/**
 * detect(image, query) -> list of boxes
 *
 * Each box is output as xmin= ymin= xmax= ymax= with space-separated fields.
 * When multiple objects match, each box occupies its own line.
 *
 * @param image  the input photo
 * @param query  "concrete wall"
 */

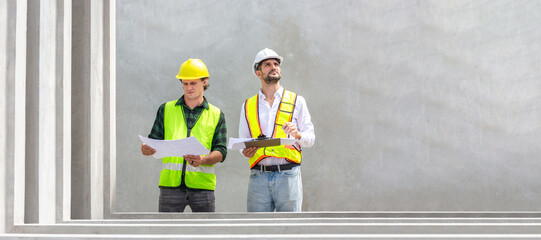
xmin=116 ymin=0 xmax=541 ymax=212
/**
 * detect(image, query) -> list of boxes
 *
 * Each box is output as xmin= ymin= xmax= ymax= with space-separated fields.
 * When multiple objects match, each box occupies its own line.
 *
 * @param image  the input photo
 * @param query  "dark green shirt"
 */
xmin=148 ymin=96 xmax=227 ymax=161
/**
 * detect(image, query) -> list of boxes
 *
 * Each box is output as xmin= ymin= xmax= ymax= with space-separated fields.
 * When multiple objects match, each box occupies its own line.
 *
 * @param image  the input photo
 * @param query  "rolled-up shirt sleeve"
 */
xmin=148 ymin=103 xmax=166 ymax=140
xmin=211 ymin=111 xmax=228 ymax=162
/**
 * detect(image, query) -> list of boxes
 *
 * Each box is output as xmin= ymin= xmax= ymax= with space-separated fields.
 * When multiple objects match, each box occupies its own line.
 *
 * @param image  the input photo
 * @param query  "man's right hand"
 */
xmin=141 ymin=143 xmax=156 ymax=156
xmin=242 ymin=147 xmax=260 ymax=158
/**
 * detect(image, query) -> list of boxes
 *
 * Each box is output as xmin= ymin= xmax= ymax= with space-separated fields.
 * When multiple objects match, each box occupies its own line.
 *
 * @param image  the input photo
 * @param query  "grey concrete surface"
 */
xmin=116 ymin=0 xmax=541 ymax=213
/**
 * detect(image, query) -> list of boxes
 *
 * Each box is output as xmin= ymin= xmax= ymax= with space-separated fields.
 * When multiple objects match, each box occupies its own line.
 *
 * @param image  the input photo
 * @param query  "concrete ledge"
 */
xmin=2 ymin=233 xmax=541 ymax=239
xmin=107 ymin=211 xmax=541 ymax=219
xmin=7 ymin=213 xmax=541 ymax=235
xmin=8 ymin=225 xmax=541 ymax=235
xmin=4 ymin=212 xmax=541 ymax=238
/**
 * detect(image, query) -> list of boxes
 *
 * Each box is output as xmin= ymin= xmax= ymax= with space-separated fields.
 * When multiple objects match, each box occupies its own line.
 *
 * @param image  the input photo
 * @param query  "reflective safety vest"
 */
xmin=244 ymin=89 xmax=302 ymax=168
xmin=159 ymin=100 xmax=221 ymax=190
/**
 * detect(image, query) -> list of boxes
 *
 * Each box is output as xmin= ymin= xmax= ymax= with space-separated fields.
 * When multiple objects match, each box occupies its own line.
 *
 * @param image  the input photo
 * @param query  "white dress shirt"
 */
xmin=238 ymin=86 xmax=315 ymax=165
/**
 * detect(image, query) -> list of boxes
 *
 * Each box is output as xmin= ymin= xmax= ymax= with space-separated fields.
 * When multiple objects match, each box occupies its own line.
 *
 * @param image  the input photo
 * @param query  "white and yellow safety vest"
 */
xmin=244 ymin=89 xmax=302 ymax=169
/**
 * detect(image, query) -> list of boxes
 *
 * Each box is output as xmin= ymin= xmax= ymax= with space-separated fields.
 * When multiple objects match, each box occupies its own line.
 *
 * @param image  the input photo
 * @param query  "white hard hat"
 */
xmin=253 ymin=48 xmax=283 ymax=75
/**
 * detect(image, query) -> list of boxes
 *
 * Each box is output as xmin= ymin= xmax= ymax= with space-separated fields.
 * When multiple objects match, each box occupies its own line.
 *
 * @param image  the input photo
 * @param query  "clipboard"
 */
xmin=227 ymin=135 xmax=297 ymax=150
xmin=245 ymin=138 xmax=292 ymax=148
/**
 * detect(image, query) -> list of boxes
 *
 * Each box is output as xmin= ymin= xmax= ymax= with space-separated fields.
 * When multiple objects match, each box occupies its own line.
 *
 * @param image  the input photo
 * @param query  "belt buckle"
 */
xmin=262 ymin=165 xmax=273 ymax=172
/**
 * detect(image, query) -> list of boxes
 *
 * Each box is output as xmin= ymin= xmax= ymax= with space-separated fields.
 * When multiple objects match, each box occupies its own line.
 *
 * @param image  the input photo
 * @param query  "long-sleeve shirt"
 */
xmin=148 ymin=96 xmax=228 ymax=162
xmin=238 ymin=86 xmax=315 ymax=165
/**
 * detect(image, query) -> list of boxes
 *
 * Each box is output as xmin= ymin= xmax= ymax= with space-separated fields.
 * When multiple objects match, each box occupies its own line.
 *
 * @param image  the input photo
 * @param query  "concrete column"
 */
xmin=0 ymin=0 xmax=8 ymax=233
xmin=104 ymin=0 xmax=116 ymax=217
xmin=14 ymin=0 xmax=28 ymax=225
xmin=2 ymin=0 xmax=25 ymax=231
xmin=72 ymin=0 xmax=110 ymax=220
xmin=71 ymin=0 xmax=91 ymax=219
xmin=38 ymin=0 xmax=57 ymax=224
xmin=62 ymin=0 xmax=72 ymax=222
xmin=90 ymin=0 xmax=104 ymax=220
xmin=25 ymin=0 xmax=39 ymax=223
xmin=53 ymin=0 xmax=71 ymax=223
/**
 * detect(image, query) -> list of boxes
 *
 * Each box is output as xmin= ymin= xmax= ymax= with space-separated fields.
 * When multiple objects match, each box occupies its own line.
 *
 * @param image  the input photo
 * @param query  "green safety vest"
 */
xmin=159 ymin=100 xmax=221 ymax=190
xmin=244 ymin=89 xmax=302 ymax=169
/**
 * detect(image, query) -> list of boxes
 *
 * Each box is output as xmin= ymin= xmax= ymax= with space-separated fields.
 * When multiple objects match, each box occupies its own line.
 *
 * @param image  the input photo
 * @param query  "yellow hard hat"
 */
xmin=176 ymin=58 xmax=209 ymax=80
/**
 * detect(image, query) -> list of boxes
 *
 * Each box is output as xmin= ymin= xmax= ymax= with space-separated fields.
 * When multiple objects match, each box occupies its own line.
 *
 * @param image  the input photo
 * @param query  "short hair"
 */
xmin=180 ymin=77 xmax=209 ymax=91
xmin=256 ymin=58 xmax=281 ymax=72
xmin=202 ymin=77 xmax=209 ymax=90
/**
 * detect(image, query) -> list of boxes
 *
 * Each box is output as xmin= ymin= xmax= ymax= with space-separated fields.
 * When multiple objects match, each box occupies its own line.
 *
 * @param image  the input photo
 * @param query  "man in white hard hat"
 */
xmin=238 ymin=48 xmax=315 ymax=212
xmin=141 ymin=58 xmax=227 ymax=212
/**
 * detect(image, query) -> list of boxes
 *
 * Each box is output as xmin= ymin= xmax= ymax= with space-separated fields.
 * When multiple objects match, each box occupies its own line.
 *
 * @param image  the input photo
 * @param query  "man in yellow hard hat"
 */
xmin=238 ymin=48 xmax=315 ymax=212
xmin=141 ymin=58 xmax=227 ymax=212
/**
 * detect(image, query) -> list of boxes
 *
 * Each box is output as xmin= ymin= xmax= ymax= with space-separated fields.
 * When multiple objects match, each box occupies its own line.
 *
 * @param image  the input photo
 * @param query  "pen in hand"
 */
xmin=282 ymin=122 xmax=301 ymax=140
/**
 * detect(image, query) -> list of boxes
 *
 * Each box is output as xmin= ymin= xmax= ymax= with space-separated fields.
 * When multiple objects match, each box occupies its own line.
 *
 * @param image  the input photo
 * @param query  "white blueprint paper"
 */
xmin=227 ymin=138 xmax=254 ymax=150
xmin=139 ymin=135 xmax=209 ymax=159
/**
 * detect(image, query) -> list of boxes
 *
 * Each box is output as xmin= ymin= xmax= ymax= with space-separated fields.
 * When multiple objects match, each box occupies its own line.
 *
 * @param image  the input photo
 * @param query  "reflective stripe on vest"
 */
xmin=160 ymin=100 xmax=221 ymax=189
xmin=244 ymin=89 xmax=302 ymax=168
xmin=162 ymin=162 xmax=215 ymax=174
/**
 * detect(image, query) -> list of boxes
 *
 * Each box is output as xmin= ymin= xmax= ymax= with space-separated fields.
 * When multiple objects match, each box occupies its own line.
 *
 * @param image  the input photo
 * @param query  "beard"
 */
xmin=263 ymin=71 xmax=281 ymax=84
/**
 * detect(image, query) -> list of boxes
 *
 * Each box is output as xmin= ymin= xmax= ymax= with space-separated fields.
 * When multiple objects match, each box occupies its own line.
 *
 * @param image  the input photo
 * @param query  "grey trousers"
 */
xmin=158 ymin=187 xmax=215 ymax=212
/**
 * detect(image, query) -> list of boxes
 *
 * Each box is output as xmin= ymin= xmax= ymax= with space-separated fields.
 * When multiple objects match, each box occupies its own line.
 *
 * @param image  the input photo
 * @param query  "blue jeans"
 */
xmin=247 ymin=166 xmax=303 ymax=212
xmin=159 ymin=188 xmax=215 ymax=212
